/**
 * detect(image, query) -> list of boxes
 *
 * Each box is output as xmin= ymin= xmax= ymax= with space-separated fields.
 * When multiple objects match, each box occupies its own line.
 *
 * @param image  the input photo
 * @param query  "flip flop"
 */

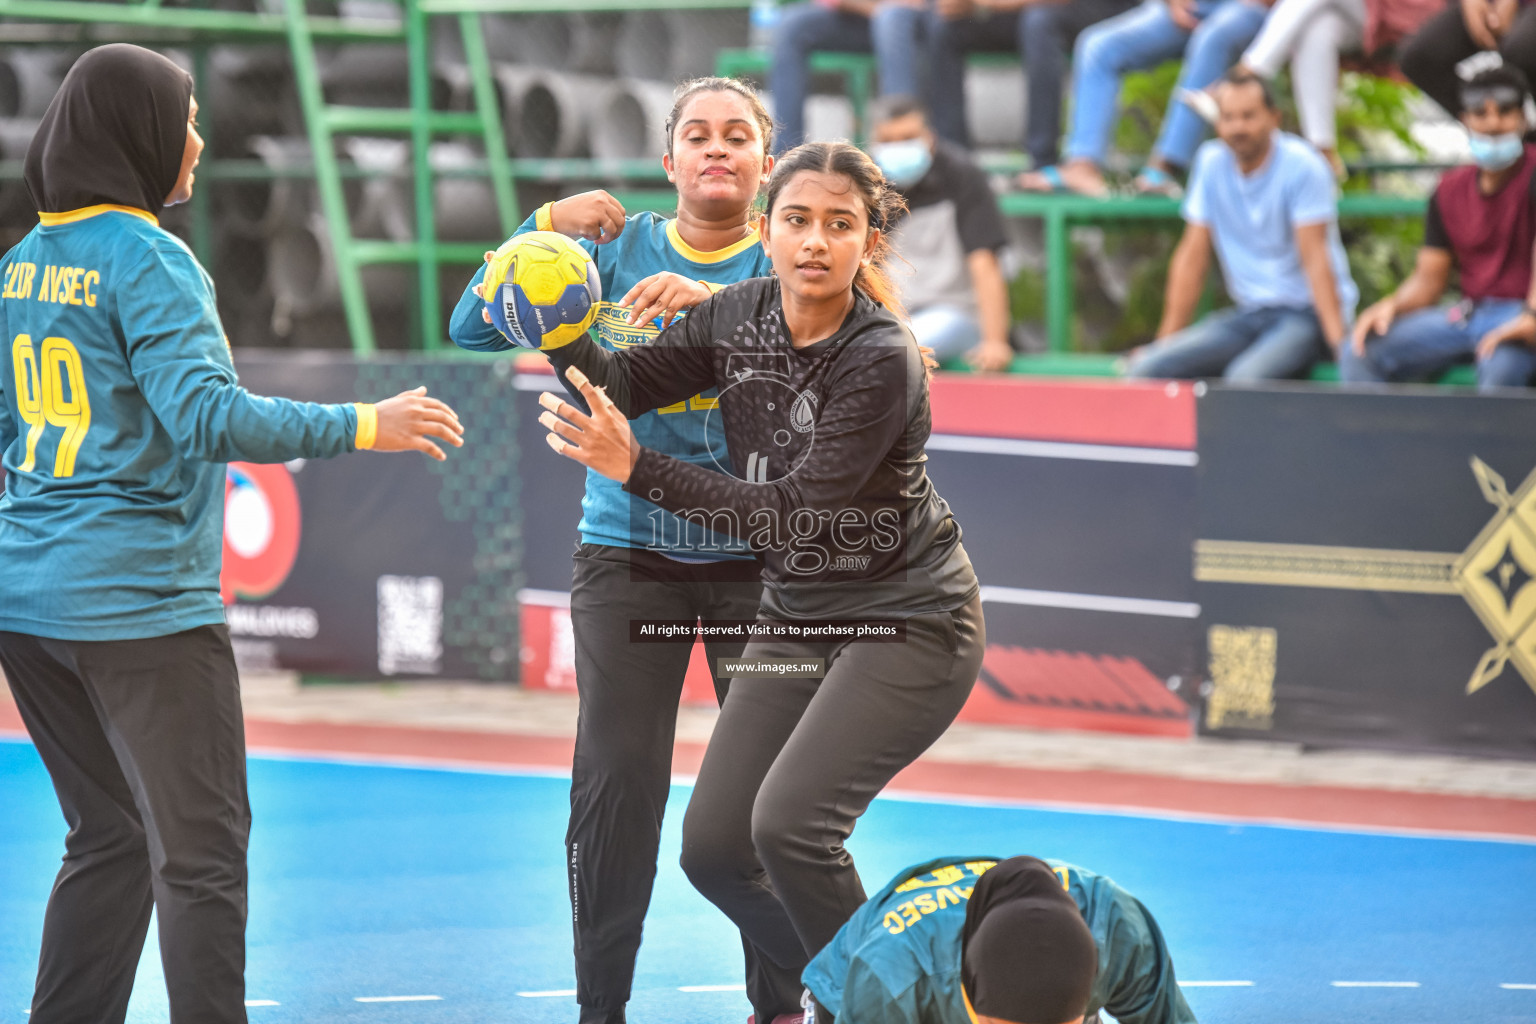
xmin=1016 ymin=165 xmax=1108 ymax=197
xmin=1133 ymin=166 xmax=1183 ymax=198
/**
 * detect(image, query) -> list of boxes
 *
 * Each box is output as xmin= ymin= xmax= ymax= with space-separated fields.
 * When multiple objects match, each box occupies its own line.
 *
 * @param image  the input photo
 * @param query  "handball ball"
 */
xmin=483 ymin=231 xmax=601 ymax=350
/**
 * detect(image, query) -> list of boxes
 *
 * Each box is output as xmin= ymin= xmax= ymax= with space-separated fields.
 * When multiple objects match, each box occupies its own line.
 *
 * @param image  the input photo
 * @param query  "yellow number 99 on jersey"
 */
xmin=483 ymin=231 xmax=602 ymax=350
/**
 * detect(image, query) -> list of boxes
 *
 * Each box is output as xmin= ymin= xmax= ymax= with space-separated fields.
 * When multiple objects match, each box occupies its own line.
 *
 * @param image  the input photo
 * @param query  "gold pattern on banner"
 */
xmin=1205 ymin=625 xmax=1277 ymax=730
xmin=1194 ymin=458 xmax=1536 ymax=698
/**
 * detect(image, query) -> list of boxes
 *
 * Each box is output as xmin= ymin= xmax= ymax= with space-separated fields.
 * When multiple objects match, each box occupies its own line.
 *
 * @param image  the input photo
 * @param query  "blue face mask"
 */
xmin=870 ymin=139 xmax=933 ymax=188
xmin=1467 ymin=130 xmax=1525 ymax=171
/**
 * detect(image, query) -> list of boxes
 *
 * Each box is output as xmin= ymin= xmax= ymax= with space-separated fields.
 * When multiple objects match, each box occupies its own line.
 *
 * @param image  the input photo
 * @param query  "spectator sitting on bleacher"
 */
xmin=1342 ymin=66 xmax=1536 ymax=390
xmin=923 ymin=0 xmax=1137 ymax=173
xmin=1127 ymin=71 xmax=1357 ymax=381
xmin=1018 ymin=0 xmax=1272 ymax=197
xmin=1399 ymin=0 xmax=1536 ymax=121
xmin=869 ymin=96 xmax=1016 ymax=370
xmin=771 ymin=0 xmax=929 ymax=154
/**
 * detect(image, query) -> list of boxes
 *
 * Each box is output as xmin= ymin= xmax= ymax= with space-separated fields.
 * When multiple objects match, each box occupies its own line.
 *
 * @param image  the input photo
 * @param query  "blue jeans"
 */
xmin=1066 ymin=0 xmax=1268 ymax=168
xmin=770 ymin=2 xmax=927 ymax=153
xmin=1339 ymin=299 xmax=1536 ymax=391
xmin=910 ymin=304 xmax=983 ymax=362
xmin=925 ymin=0 xmax=1135 ymax=165
xmin=1126 ymin=305 xmax=1328 ymax=381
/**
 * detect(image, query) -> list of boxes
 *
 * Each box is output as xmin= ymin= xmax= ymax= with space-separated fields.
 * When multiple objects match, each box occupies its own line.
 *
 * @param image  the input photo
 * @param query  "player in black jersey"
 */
xmin=537 ymin=142 xmax=985 ymax=1023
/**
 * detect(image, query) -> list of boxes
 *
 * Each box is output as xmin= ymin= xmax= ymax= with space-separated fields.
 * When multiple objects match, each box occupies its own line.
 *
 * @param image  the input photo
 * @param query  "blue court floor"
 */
xmin=2 ymin=737 xmax=1534 ymax=1024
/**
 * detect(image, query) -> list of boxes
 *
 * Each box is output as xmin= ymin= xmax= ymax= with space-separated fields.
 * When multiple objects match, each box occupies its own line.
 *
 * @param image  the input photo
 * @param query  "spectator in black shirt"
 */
xmin=537 ymin=142 xmax=985 ymax=1023
xmin=868 ymin=96 xmax=1015 ymax=371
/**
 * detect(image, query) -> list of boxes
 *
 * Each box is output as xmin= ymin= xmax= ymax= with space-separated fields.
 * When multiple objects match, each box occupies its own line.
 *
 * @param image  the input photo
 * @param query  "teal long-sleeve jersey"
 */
xmin=449 ymin=204 xmax=770 ymax=557
xmin=0 ymin=205 xmax=370 ymax=641
xmin=803 ymin=856 xmax=1198 ymax=1024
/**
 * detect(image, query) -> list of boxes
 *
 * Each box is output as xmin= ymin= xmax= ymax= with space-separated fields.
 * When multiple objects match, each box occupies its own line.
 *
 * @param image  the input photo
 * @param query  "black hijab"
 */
xmin=961 ymin=857 xmax=1099 ymax=1024
xmin=25 ymin=43 xmax=192 ymax=215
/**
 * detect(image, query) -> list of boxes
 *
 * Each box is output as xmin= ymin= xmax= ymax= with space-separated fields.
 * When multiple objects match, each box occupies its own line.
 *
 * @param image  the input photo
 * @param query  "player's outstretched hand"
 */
xmin=622 ymin=272 xmax=712 ymax=327
xmin=538 ymin=367 xmax=639 ymax=484
xmin=372 ymin=386 xmax=464 ymax=461
xmin=550 ymin=190 xmax=627 ymax=244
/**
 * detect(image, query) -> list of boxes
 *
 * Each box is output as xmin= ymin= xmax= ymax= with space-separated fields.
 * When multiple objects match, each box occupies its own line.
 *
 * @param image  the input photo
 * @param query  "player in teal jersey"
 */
xmin=802 ymin=856 xmax=1197 ymax=1024
xmin=449 ymin=78 xmax=779 ymax=1024
xmin=0 ymin=45 xmax=462 ymax=1024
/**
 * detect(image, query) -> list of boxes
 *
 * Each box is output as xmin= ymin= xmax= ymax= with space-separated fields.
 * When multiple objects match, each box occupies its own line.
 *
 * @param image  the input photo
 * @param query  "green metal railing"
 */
xmin=998 ymin=192 xmax=1429 ymax=355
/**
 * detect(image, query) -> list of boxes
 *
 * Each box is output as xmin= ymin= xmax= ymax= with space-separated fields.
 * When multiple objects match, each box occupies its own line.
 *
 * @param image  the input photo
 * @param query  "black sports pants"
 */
xmin=680 ymin=594 xmax=986 ymax=1021
xmin=0 ymin=624 xmax=249 ymax=1024
xmin=567 ymin=543 xmax=764 ymax=1023
xmin=1399 ymin=3 xmax=1536 ymax=118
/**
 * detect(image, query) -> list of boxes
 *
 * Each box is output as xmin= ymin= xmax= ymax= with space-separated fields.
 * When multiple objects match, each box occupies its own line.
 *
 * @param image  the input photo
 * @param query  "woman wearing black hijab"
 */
xmin=801 ymin=855 xmax=1198 ymax=1024
xmin=0 ymin=44 xmax=463 ymax=1023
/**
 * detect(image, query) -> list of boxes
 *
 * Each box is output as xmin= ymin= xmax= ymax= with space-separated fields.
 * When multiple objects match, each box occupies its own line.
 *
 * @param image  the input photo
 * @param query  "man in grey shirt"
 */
xmin=867 ymin=96 xmax=1015 ymax=371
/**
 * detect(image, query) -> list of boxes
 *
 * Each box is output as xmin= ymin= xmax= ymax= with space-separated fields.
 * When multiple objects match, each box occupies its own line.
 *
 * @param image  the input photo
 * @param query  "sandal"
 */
xmin=1016 ymin=164 xmax=1109 ymax=198
xmin=1133 ymin=166 xmax=1183 ymax=198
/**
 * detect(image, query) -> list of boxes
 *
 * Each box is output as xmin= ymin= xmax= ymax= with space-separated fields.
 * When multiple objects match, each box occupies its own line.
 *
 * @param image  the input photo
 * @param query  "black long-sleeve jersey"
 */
xmin=550 ymin=276 xmax=978 ymax=621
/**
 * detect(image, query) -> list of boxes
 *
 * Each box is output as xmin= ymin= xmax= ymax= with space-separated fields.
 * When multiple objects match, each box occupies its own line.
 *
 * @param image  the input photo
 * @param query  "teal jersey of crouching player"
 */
xmin=803 ymin=856 xmax=1198 ymax=1024
xmin=449 ymin=203 xmax=770 ymax=559
xmin=0 ymin=206 xmax=370 ymax=641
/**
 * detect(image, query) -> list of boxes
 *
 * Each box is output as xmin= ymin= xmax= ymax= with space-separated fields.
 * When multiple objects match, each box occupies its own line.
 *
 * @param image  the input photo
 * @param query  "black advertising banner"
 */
xmin=514 ymin=369 xmax=1203 ymax=736
xmin=1196 ymin=385 xmax=1536 ymax=758
xmin=226 ymin=353 xmax=522 ymax=681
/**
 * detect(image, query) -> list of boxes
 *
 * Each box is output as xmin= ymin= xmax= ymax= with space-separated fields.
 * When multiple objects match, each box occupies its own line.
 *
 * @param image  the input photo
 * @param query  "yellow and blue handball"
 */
xmin=483 ymin=231 xmax=601 ymax=350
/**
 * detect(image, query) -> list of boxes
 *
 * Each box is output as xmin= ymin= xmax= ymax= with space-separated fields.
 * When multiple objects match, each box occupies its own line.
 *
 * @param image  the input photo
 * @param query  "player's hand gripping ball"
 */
xmin=483 ymin=231 xmax=602 ymax=349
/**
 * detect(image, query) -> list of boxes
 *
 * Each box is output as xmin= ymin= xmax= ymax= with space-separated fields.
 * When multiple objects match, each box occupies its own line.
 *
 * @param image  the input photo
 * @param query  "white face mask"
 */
xmin=1467 ymin=130 xmax=1525 ymax=171
xmin=869 ymin=139 xmax=933 ymax=189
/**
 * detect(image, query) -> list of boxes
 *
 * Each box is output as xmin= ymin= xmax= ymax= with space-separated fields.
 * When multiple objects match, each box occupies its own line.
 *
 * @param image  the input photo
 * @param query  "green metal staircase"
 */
xmin=282 ymin=0 xmax=517 ymax=353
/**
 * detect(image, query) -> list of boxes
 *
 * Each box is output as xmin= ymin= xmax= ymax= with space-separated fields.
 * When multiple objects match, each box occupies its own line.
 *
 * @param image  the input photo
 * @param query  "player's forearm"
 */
xmin=449 ymin=264 xmax=512 ymax=352
xmin=180 ymin=385 xmax=363 ymax=463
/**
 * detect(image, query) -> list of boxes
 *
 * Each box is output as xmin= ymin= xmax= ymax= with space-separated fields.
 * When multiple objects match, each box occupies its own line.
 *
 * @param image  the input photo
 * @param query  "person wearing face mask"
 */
xmin=1342 ymin=65 xmax=1536 ymax=390
xmin=866 ymin=96 xmax=1014 ymax=372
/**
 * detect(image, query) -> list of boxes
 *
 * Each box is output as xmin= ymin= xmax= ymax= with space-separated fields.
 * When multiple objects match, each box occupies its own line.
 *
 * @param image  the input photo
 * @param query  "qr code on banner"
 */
xmin=377 ymin=575 xmax=443 ymax=676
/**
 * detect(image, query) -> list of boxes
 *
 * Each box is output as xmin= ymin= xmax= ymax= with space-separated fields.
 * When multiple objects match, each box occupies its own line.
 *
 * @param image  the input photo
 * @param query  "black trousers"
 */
xmin=680 ymin=594 xmax=986 ymax=1021
xmin=567 ymin=543 xmax=764 ymax=1023
xmin=0 ymin=624 xmax=249 ymax=1024
xmin=1399 ymin=3 xmax=1536 ymax=117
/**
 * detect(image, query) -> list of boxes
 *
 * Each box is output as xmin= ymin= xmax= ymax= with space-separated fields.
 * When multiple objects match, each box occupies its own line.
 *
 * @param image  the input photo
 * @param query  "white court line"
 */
xmin=518 ymin=989 xmax=578 ymax=998
xmin=245 ymin=1000 xmax=280 ymax=1007
xmin=354 ymin=995 xmax=443 ymax=1002
xmin=1331 ymin=981 xmax=1420 ymax=988
xmin=979 ymin=584 xmax=1201 ymax=619
xmin=679 ymin=984 xmax=747 ymax=993
xmin=1502 ymin=983 xmax=1536 ymax=989
xmin=1179 ymin=981 xmax=1253 ymax=987
xmin=925 ymin=433 xmax=1198 ymax=467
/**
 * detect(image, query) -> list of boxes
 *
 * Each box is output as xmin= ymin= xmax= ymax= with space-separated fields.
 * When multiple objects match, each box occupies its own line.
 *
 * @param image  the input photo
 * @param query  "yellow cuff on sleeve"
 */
xmin=699 ymin=280 xmax=725 ymax=294
xmin=354 ymin=402 xmax=378 ymax=450
xmin=535 ymin=202 xmax=556 ymax=233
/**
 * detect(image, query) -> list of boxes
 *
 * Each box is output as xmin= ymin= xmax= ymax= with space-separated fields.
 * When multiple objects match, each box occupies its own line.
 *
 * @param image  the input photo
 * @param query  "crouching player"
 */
xmin=802 ymin=855 xmax=1197 ymax=1024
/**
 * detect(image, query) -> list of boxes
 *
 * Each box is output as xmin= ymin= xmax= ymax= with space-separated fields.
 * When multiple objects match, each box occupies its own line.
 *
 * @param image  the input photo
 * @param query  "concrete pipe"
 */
xmin=513 ymin=71 xmax=610 ymax=159
xmin=614 ymin=12 xmax=673 ymax=82
xmin=0 ymin=50 xmax=68 ymax=120
xmin=0 ymin=118 xmax=38 ymax=233
xmin=431 ymin=141 xmax=500 ymax=242
xmin=591 ymin=78 xmax=674 ymax=162
xmin=965 ymin=65 xmax=1025 ymax=150
xmin=228 ymin=136 xmax=319 ymax=235
xmin=268 ymin=213 xmax=407 ymax=330
xmin=665 ymin=9 xmax=749 ymax=83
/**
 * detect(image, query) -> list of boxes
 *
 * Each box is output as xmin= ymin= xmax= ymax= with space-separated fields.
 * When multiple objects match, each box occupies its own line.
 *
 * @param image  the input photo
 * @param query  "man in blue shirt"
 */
xmin=1127 ymin=69 xmax=1356 ymax=382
